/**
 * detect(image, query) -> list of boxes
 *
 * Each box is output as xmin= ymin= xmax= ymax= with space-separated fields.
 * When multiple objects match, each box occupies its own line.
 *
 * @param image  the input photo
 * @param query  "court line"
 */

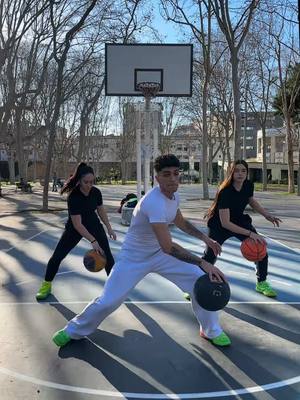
xmin=2 ymin=215 xmax=68 ymax=254
xmin=259 ymin=234 xmax=300 ymax=255
xmin=270 ymin=279 xmax=292 ymax=287
xmin=0 ymin=365 xmax=299 ymax=398
xmin=15 ymin=271 xmax=75 ymax=286
xmin=0 ymin=300 xmax=299 ymax=306
xmin=3 ymin=228 xmax=56 ymax=253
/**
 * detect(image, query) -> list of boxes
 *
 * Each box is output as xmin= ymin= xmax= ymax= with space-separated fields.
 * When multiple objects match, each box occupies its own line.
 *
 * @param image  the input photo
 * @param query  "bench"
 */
xmin=15 ymin=182 xmax=32 ymax=193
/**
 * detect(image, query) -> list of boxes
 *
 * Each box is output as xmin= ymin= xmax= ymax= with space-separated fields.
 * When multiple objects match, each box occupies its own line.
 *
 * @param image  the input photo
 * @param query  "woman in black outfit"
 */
xmin=36 ymin=162 xmax=116 ymax=300
xmin=203 ymin=160 xmax=281 ymax=297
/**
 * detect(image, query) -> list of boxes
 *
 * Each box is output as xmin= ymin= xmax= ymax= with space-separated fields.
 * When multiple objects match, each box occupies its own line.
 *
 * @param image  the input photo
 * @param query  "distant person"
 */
xmin=36 ymin=162 xmax=116 ymax=300
xmin=267 ymin=172 xmax=272 ymax=183
xmin=52 ymin=172 xmax=58 ymax=192
xmin=52 ymin=154 xmax=230 ymax=348
xmin=203 ymin=160 xmax=281 ymax=297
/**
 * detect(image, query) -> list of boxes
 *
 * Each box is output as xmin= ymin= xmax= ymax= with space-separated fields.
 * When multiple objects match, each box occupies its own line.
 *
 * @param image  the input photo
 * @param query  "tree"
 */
xmin=273 ymin=62 xmax=300 ymax=193
xmin=208 ymin=0 xmax=259 ymax=160
xmin=161 ymin=0 xmax=215 ymax=199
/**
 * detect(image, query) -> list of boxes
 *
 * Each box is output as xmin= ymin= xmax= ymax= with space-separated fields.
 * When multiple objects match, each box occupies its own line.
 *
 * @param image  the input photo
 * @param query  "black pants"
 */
xmin=45 ymin=223 xmax=114 ymax=281
xmin=202 ymin=222 xmax=268 ymax=282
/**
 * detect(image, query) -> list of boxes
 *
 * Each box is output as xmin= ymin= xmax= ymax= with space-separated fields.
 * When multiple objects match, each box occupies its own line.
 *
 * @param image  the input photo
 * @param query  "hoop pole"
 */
xmin=144 ymin=96 xmax=151 ymax=193
xmin=136 ymin=110 xmax=142 ymax=199
xmin=152 ymin=109 xmax=159 ymax=186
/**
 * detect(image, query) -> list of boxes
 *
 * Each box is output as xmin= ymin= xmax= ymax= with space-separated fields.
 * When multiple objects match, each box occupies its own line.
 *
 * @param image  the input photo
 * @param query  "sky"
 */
xmin=151 ymin=0 xmax=181 ymax=43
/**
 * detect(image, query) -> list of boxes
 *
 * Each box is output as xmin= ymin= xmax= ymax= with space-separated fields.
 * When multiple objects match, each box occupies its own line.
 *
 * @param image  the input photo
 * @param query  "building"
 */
xmin=240 ymin=112 xmax=283 ymax=159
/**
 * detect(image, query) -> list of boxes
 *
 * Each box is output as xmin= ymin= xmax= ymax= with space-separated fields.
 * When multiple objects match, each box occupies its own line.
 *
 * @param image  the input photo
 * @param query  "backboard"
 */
xmin=105 ymin=44 xmax=193 ymax=97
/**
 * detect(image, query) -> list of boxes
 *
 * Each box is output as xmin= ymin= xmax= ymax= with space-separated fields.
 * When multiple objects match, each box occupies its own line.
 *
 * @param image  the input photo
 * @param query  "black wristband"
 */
xmin=90 ymin=239 xmax=96 ymax=243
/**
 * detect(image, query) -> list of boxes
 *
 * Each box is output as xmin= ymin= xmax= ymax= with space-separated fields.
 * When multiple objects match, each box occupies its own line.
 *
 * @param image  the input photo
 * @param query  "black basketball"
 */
xmin=83 ymin=249 xmax=107 ymax=272
xmin=193 ymin=274 xmax=230 ymax=311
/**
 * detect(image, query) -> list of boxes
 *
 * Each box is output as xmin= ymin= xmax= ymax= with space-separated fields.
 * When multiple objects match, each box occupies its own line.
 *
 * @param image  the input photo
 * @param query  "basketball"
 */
xmin=193 ymin=274 xmax=231 ymax=311
xmin=241 ymin=238 xmax=267 ymax=262
xmin=83 ymin=249 xmax=107 ymax=272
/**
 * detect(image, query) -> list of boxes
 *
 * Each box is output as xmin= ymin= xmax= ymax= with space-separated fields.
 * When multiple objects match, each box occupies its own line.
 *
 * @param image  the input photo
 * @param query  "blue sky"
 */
xmin=151 ymin=1 xmax=181 ymax=43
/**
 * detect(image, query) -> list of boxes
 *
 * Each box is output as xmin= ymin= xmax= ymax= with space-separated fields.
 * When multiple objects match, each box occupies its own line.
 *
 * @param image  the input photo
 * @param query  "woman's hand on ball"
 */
xmin=92 ymin=240 xmax=105 ymax=255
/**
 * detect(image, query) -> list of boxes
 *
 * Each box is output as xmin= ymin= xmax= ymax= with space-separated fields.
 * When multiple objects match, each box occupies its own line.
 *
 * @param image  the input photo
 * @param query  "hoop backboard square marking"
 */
xmin=134 ymin=69 xmax=163 ymax=91
xmin=105 ymin=43 xmax=193 ymax=97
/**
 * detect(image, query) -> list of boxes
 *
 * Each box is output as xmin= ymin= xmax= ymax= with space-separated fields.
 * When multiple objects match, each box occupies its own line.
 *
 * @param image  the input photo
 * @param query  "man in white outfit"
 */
xmin=53 ymin=154 xmax=231 ymax=347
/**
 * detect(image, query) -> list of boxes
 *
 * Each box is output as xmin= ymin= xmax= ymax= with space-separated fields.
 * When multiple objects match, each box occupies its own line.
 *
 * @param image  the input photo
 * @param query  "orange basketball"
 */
xmin=241 ymin=238 xmax=267 ymax=262
xmin=83 ymin=249 xmax=107 ymax=272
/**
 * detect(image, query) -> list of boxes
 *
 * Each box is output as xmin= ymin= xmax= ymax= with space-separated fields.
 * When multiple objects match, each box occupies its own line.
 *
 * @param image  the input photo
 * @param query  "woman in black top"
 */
xmin=203 ymin=160 xmax=281 ymax=297
xmin=36 ymin=162 xmax=116 ymax=300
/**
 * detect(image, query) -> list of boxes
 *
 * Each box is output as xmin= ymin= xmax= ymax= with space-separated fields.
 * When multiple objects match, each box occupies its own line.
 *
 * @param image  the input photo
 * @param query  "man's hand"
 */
xmin=204 ymin=237 xmax=222 ymax=256
xmin=265 ymin=213 xmax=282 ymax=227
xmin=200 ymin=259 xmax=227 ymax=283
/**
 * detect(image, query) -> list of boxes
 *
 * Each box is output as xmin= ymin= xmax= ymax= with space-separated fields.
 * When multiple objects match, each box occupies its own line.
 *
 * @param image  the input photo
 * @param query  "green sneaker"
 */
xmin=52 ymin=329 xmax=71 ymax=347
xmin=36 ymin=281 xmax=52 ymax=300
xmin=256 ymin=280 xmax=277 ymax=297
xmin=200 ymin=331 xmax=231 ymax=347
xmin=183 ymin=292 xmax=191 ymax=301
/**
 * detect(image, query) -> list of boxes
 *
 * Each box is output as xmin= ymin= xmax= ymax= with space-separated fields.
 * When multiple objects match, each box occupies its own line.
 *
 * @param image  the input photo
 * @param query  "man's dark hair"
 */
xmin=154 ymin=154 xmax=180 ymax=173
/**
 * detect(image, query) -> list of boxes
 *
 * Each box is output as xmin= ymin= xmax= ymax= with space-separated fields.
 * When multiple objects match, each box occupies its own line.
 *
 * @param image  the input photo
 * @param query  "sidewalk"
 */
xmin=0 ymin=183 xmax=123 ymax=215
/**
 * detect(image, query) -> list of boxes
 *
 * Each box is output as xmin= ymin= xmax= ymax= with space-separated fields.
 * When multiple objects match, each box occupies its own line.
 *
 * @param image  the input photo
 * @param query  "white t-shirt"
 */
xmin=121 ymin=186 xmax=179 ymax=258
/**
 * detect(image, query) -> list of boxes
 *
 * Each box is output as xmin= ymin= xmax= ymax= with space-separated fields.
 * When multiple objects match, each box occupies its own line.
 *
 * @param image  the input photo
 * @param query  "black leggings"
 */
xmin=202 ymin=225 xmax=268 ymax=282
xmin=45 ymin=223 xmax=114 ymax=282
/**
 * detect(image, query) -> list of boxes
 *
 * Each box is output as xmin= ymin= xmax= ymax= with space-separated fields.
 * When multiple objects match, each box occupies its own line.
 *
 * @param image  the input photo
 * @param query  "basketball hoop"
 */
xmin=137 ymin=82 xmax=161 ymax=98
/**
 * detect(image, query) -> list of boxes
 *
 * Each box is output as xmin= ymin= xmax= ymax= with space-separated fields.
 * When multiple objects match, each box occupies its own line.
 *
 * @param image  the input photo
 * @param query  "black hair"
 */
xmin=61 ymin=162 xmax=94 ymax=195
xmin=154 ymin=154 xmax=180 ymax=173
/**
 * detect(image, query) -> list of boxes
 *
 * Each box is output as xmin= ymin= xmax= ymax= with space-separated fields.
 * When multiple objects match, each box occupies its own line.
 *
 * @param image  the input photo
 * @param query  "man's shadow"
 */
xmin=51 ymin=299 xmax=262 ymax=398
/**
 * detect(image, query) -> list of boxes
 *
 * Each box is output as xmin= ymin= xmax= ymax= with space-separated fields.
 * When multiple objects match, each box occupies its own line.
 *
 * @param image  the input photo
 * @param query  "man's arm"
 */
xmin=174 ymin=209 xmax=221 ymax=256
xmin=151 ymin=223 xmax=226 ymax=282
xmin=174 ymin=209 xmax=207 ymax=240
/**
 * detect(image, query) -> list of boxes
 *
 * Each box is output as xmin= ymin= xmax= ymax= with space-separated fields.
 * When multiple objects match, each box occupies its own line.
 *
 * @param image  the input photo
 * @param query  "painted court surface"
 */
xmin=0 ymin=185 xmax=299 ymax=400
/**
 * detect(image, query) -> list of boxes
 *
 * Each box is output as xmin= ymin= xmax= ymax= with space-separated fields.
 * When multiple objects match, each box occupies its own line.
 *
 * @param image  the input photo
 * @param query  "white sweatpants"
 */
xmin=65 ymin=250 xmax=222 ymax=339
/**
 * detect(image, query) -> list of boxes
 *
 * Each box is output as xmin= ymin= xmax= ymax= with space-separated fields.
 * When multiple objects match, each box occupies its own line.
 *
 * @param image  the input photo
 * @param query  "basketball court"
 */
xmin=0 ymin=44 xmax=299 ymax=399
xmin=0 ymin=184 xmax=299 ymax=400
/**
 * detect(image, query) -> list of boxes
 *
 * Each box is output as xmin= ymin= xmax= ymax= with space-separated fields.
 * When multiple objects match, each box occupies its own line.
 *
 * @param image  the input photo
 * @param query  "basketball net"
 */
xmin=136 ymin=82 xmax=161 ymax=98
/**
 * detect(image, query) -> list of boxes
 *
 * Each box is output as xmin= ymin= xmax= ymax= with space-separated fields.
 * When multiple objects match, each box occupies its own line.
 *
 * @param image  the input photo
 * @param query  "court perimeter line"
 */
xmin=0 ymin=300 xmax=299 ymax=306
xmin=260 ymin=234 xmax=300 ymax=255
xmin=0 ymin=365 xmax=299 ymax=398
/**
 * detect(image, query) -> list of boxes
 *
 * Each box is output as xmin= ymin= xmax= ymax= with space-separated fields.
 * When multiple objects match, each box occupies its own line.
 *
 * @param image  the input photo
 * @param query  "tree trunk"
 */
xmin=8 ymin=149 xmax=15 ymax=183
xmin=202 ymin=79 xmax=209 ymax=199
xmin=262 ymin=125 xmax=267 ymax=191
xmin=286 ymin=116 xmax=295 ymax=193
xmin=15 ymin=110 xmax=26 ymax=182
xmin=297 ymin=126 xmax=300 ymax=196
xmin=77 ymin=115 xmax=87 ymax=162
xmin=121 ymin=159 xmax=127 ymax=184
xmin=231 ymin=49 xmax=242 ymax=160
xmin=208 ymin=143 xmax=213 ymax=183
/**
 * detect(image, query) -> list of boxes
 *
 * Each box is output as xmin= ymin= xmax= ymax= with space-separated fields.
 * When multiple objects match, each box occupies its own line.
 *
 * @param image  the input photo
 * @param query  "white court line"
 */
xmin=15 ymin=271 xmax=74 ymax=286
xmin=0 ymin=300 xmax=299 ymax=306
xmin=227 ymin=270 xmax=249 ymax=276
xmin=3 ymin=228 xmax=55 ymax=253
xmin=270 ymin=279 xmax=292 ymax=287
xmin=258 ymin=233 xmax=300 ymax=255
xmin=1 ymin=215 xmax=68 ymax=254
xmin=0 ymin=365 xmax=300 ymax=398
